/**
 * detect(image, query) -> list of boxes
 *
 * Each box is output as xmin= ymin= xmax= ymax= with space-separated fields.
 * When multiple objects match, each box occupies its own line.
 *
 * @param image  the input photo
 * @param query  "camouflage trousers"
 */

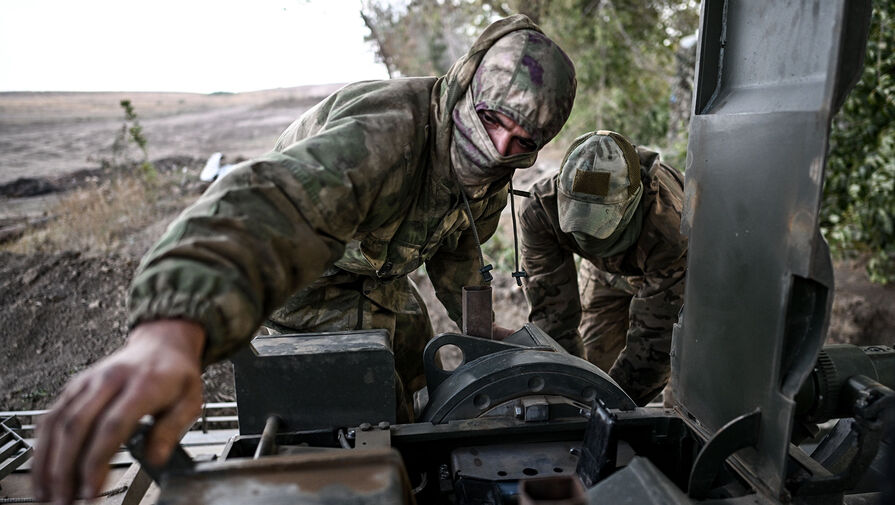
xmin=263 ymin=267 xmax=434 ymax=422
xmin=578 ymin=260 xmax=680 ymax=405
xmin=578 ymin=260 xmax=643 ymax=372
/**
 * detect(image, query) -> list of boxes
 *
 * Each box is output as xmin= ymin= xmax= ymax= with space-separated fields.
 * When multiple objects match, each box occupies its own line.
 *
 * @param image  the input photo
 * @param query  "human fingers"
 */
xmin=35 ymin=319 xmax=206 ymax=504
xmin=77 ymin=364 xmax=199 ymax=498
xmin=144 ymin=377 xmax=203 ymax=466
xmin=44 ymin=367 xmax=129 ymax=504
xmin=31 ymin=373 xmax=93 ymax=503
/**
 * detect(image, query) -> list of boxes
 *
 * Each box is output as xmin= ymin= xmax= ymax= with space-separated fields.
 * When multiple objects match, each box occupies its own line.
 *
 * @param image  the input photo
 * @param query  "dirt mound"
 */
xmin=829 ymin=260 xmax=895 ymax=346
xmin=0 ymin=178 xmax=59 ymax=198
xmin=0 ymin=251 xmax=134 ymax=409
xmin=0 ymin=250 xmax=235 ymax=411
xmin=0 ymin=156 xmax=207 ymax=201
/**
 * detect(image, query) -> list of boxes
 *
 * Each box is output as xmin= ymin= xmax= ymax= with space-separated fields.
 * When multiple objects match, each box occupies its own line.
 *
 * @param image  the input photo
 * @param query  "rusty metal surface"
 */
xmin=673 ymin=0 xmax=871 ymax=498
xmin=158 ymin=448 xmax=414 ymax=505
xmin=462 ymin=285 xmax=493 ymax=339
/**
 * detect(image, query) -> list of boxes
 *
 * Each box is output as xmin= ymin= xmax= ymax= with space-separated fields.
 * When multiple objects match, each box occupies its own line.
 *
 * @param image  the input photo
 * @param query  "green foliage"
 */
xmin=360 ymin=1 xmax=893 ymax=283
xmin=361 ymin=0 xmax=698 ymax=154
xmin=360 ymin=0 xmax=480 ymax=77
xmin=821 ymin=1 xmax=895 ymax=284
xmin=481 ymin=231 xmax=516 ymax=274
xmin=520 ymin=0 xmax=697 ymax=149
xmin=21 ymin=389 xmax=48 ymax=400
xmin=111 ymin=99 xmax=158 ymax=185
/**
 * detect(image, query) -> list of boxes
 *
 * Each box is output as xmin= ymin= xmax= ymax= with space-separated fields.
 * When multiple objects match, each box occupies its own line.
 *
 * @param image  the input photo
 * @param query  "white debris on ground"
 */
xmin=199 ymin=152 xmax=236 ymax=182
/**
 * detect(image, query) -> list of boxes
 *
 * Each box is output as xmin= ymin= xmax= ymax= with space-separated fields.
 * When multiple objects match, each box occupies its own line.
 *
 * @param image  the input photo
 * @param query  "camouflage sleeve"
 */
xmin=128 ymin=94 xmax=422 ymax=366
xmin=425 ymin=189 xmax=506 ymax=328
xmin=608 ymin=163 xmax=687 ymax=405
xmin=518 ymin=192 xmax=583 ymax=356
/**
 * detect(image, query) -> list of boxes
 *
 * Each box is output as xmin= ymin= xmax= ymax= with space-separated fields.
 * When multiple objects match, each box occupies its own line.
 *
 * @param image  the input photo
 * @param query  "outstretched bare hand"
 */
xmin=31 ymin=319 xmax=206 ymax=504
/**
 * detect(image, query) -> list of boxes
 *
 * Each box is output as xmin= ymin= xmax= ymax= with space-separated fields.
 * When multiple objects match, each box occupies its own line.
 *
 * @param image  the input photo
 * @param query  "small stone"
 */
xmin=22 ymin=267 xmax=40 ymax=285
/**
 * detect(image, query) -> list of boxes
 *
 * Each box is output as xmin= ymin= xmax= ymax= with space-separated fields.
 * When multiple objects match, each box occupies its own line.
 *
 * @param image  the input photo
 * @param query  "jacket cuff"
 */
xmin=127 ymin=267 xmax=260 ymax=367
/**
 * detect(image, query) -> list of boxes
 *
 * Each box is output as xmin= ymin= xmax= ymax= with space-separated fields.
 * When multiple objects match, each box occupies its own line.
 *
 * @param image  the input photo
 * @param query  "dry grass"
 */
xmin=3 ymin=172 xmax=196 ymax=256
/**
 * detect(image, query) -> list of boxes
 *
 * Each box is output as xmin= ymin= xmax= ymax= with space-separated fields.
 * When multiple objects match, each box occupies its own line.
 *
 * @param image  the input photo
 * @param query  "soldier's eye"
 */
xmin=517 ymin=138 xmax=537 ymax=152
xmin=480 ymin=111 xmax=499 ymax=126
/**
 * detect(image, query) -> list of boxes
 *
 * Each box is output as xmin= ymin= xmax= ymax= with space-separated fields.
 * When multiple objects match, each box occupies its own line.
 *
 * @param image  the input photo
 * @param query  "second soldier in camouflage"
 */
xmin=518 ymin=131 xmax=687 ymax=406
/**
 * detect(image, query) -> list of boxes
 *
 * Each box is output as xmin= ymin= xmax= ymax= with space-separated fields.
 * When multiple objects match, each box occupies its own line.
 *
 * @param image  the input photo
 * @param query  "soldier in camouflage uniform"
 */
xmin=34 ymin=15 xmax=576 ymax=503
xmin=519 ymin=131 xmax=686 ymax=406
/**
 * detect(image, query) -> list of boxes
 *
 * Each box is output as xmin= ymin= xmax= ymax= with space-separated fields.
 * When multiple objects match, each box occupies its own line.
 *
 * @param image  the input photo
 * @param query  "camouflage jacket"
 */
xmin=128 ymin=16 xmax=545 ymax=365
xmin=519 ymin=148 xmax=687 ymax=387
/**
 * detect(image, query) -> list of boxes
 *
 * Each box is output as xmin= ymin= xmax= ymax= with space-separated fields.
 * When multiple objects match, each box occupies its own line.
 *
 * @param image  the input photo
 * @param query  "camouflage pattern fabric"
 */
xmin=557 ymin=131 xmax=642 ymax=243
xmin=469 ymin=30 xmax=576 ymax=147
xmin=127 ymin=14 xmax=575 ymax=413
xmin=451 ymin=30 xmax=576 ymax=199
xmin=577 ymin=264 xmax=642 ymax=372
xmin=519 ymin=147 xmax=687 ymax=406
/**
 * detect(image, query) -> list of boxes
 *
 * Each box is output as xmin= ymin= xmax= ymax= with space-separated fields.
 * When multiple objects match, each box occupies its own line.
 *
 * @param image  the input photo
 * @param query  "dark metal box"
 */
xmin=231 ymin=330 xmax=395 ymax=434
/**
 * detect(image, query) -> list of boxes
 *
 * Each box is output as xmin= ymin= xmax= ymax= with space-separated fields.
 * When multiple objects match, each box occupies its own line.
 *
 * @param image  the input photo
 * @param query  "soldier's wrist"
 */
xmin=128 ymin=318 xmax=206 ymax=363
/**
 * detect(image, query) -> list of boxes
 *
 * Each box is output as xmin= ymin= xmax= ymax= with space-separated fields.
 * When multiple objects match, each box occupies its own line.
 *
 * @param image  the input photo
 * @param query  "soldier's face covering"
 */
xmin=451 ymin=29 xmax=577 ymax=198
xmin=571 ymin=203 xmax=643 ymax=258
xmin=451 ymin=87 xmax=537 ymax=195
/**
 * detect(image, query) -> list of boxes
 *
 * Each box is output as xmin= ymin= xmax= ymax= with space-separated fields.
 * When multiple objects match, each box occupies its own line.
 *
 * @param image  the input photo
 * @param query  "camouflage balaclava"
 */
xmin=558 ymin=131 xmax=644 ymax=257
xmin=450 ymin=29 xmax=577 ymax=198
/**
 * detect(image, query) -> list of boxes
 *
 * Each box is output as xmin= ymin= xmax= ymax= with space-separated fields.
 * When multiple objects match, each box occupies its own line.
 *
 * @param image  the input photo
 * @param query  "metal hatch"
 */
xmin=671 ymin=0 xmax=871 ymax=499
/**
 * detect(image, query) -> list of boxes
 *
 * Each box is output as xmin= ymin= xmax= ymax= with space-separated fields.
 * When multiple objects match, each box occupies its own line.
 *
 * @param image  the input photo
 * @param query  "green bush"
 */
xmin=821 ymin=1 xmax=895 ymax=283
xmin=359 ymin=1 xmax=892 ymax=282
xmin=111 ymin=99 xmax=158 ymax=185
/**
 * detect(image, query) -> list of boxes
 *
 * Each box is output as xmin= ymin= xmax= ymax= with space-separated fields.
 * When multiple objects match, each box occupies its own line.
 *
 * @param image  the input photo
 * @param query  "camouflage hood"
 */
xmin=430 ymin=15 xmax=577 ymax=192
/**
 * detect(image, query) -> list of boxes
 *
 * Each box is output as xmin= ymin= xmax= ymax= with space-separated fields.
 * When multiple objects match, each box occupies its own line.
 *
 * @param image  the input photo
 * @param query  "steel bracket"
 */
xmin=688 ymin=409 xmax=761 ymax=499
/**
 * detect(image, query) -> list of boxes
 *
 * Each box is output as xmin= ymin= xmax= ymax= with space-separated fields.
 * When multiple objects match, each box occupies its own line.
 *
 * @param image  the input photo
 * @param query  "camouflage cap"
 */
xmin=557 ymin=131 xmax=643 ymax=239
xmin=471 ymin=29 xmax=577 ymax=147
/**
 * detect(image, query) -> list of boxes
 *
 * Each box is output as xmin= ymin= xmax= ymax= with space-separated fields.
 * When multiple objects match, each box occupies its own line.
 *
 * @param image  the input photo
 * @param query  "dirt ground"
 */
xmin=0 ymin=85 xmax=343 ymax=185
xmin=1 ymin=88 xmax=893 ymax=412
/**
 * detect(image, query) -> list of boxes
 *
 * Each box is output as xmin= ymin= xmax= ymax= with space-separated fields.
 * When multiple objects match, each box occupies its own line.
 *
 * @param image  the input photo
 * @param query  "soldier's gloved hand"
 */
xmin=31 ymin=319 xmax=205 ymax=505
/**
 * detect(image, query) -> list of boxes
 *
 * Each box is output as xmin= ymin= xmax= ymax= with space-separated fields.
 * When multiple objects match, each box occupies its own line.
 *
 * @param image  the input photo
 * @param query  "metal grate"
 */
xmin=0 ymin=416 xmax=32 ymax=481
xmin=0 ymin=402 xmax=239 ymax=439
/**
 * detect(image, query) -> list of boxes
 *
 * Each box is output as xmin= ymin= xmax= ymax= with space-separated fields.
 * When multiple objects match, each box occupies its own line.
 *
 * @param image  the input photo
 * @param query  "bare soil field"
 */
xmin=0 ymin=85 xmax=343 ymax=185
xmin=1 ymin=87 xmax=893 ymax=412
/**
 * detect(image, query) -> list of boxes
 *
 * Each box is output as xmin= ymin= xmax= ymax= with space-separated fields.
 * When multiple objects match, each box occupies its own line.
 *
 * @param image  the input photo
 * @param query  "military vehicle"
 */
xmin=2 ymin=1 xmax=892 ymax=504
